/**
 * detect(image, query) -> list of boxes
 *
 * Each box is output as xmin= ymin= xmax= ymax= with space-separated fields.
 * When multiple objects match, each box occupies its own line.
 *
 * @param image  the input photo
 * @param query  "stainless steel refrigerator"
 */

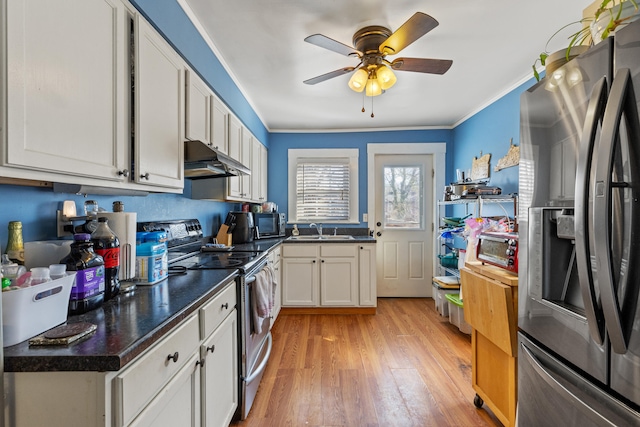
xmin=518 ymin=18 xmax=640 ymax=426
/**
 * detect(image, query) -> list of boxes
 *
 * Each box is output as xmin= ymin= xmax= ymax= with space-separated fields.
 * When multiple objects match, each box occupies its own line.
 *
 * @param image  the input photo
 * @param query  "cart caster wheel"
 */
xmin=473 ymin=394 xmax=484 ymax=408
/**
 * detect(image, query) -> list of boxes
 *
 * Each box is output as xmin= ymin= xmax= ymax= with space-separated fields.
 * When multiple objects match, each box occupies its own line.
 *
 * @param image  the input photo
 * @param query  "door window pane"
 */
xmin=383 ymin=166 xmax=423 ymax=228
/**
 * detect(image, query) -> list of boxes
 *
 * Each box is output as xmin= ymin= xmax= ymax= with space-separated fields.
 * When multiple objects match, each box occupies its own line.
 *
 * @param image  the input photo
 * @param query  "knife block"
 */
xmin=216 ymin=224 xmax=233 ymax=246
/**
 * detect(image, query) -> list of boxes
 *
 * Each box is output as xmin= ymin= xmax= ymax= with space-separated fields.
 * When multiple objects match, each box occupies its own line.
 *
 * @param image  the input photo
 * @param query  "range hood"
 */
xmin=184 ymin=140 xmax=251 ymax=179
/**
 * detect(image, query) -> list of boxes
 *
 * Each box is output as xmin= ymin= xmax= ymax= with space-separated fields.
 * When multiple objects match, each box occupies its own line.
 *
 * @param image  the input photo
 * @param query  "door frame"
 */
xmin=367 ymin=143 xmax=447 ymax=283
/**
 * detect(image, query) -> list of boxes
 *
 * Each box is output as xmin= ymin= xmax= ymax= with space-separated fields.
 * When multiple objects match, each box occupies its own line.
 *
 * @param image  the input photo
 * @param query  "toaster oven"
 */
xmin=476 ymin=231 xmax=518 ymax=273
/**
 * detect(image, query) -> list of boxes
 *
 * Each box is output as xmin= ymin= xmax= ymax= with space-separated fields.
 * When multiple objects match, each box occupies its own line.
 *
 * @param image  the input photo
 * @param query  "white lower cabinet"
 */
xmin=4 ymin=281 xmax=239 ymax=427
xmin=129 ymin=352 xmax=201 ymax=427
xmin=282 ymin=243 xmax=375 ymax=307
xmin=199 ymin=282 xmax=238 ymax=427
xmin=115 ymin=313 xmax=201 ymax=426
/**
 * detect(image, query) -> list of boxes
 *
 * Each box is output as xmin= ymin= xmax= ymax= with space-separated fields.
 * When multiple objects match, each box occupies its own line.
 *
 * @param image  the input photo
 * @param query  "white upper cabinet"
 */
xmin=185 ymin=69 xmax=211 ymax=145
xmin=4 ymin=0 xmax=129 ymax=180
xmin=134 ymin=14 xmax=185 ymax=189
xmin=251 ymin=138 xmax=268 ymax=203
xmin=211 ymin=95 xmax=229 ymax=155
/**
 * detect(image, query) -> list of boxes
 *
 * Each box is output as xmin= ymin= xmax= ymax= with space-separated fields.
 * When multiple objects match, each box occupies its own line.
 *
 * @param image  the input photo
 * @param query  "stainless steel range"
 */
xmin=140 ymin=219 xmax=273 ymax=421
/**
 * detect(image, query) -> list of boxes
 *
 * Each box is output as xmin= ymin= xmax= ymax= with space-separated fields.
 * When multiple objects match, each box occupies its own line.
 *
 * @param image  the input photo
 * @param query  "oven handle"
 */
xmin=244 ymin=332 xmax=273 ymax=384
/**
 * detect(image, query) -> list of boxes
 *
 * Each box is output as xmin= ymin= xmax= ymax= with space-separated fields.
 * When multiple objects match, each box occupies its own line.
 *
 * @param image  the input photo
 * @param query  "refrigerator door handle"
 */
xmin=594 ymin=68 xmax=640 ymax=354
xmin=520 ymin=342 xmax=619 ymax=426
xmin=575 ymin=76 xmax=609 ymax=345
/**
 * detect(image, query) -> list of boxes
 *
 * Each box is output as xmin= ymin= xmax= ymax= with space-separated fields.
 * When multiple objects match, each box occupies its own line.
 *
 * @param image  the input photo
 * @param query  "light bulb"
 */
xmin=348 ymin=68 xmax=368 ymax=92
xmin=365 ymin=76 xmax=382 ymax=97
xmin=376 ymin=64 xmax=397 ymax=90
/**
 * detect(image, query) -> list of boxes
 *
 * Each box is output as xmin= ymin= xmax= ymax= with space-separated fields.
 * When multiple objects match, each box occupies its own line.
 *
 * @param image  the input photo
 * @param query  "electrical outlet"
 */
xmin=363 ymin=213 xmax=368 ymax=222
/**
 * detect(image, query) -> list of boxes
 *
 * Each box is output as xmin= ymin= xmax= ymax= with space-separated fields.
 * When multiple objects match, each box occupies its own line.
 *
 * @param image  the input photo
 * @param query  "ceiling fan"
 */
xmin=303 ymin=12 xmax=453 ymax=97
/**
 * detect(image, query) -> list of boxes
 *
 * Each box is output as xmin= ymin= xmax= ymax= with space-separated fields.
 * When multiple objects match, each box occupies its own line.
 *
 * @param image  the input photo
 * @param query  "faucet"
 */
xmin=309 ymin=223 xmax=323 ymax=236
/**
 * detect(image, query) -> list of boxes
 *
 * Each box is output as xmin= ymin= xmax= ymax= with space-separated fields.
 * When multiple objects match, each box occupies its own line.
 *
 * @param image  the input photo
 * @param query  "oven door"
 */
xmin=239 ymin=261 xmax=273 ymax=420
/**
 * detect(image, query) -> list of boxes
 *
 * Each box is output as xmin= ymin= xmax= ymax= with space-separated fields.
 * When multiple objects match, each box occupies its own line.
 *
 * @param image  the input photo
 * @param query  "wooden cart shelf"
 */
xmin=461 ymin=262 xmax=518 ymax=427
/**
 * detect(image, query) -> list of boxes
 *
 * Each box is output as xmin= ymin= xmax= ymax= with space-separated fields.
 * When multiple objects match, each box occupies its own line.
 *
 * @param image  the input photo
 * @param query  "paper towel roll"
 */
xmin=98 ymin=212 xmax=137 ymax=280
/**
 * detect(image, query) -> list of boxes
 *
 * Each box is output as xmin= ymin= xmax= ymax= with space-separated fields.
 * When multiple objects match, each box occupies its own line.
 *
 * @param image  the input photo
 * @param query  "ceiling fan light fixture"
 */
xmin=376 ymin=64 xmax=397 ymax=90
xmin=348 ymin=68 xmax=368 ymax=92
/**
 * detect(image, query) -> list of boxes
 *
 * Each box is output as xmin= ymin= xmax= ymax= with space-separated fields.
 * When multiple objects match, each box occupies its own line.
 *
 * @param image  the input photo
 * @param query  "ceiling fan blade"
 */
xmin=303 ymin=67 xmax=356 ymax=85
xmin=304 ymin=34 xmax=361 ymax=57
xmin=390 ymin=57 xmax=452 ymax=74
xmin=379 ymin=12 xmax=439 ymax=55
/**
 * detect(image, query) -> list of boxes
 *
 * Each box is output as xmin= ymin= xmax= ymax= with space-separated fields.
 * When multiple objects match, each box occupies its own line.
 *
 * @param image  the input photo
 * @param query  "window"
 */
xmin=288 ymin=149 xmax=359 ymax=223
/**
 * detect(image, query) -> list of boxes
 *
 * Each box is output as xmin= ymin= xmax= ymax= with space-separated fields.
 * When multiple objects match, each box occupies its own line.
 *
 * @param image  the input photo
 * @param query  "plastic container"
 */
xmin=135 ymin=242 xmax=168 ymax=285
xmin=2 ymin=273 xmax=76 ymax=346
xmin=49 ymin=264 xmax=67 ymax=280
xmin=24 ymin=240 xmax=73 ymax=270
xmin=60 ymin=234 xmax=105 ymax=315
xmin=445 ymin=293 xmax=472 ymax=334
xmin=432 ymin=277 xmax=460 ymax=317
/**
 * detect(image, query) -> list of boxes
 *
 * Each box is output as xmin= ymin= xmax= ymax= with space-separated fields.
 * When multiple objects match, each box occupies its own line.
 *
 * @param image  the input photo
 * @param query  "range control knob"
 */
xmin=506 ymin=249 xmax=515 ymax=256
xmin=508 ymin=259 xmax=515 ymax=266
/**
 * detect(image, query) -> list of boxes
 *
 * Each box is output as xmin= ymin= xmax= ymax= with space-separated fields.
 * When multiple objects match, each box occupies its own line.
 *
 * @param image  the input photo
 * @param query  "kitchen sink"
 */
xmin=288 ymin=235 xmax=354 ymax=240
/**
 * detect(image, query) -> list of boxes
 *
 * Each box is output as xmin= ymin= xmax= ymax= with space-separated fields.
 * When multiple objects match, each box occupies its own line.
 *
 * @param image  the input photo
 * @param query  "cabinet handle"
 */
xmin=221 ymin=302 xmax=229 ymax=310
xmin=360 ymin=246 xmax=364 ymax=250
xmin=196 ymin=358 xmax=206 ymax=368
xmin=376 ymin=231 xmax=382 ymax=237
xmin=376 ymin=222 xmax=382 ymax=227
xmin=206 ymin=345 xmax=215 ymax=353
xmin=312 ymin=260 xmax=316 ymax=263
xmin=321 ymin=259 xmax=325 ymax=263
xmin=117 ymin=169 xmax=129 ymax=177
xmin=140 ymin=172 xmax=150 ymax=180
xmin=167 ymin=352 xmax=179 ymax=363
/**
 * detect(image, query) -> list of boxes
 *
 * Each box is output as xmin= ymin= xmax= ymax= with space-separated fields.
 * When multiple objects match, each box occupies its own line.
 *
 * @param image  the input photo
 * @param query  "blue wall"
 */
xmin=268 ymin=129 xmax=453 ymax=227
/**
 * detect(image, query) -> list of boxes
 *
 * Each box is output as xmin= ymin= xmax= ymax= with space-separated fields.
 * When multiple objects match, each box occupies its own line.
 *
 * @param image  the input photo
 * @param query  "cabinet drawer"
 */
xmin=115 ymin=313 xmax=200 ymax=426
xmin=283 ymin=244 xmax=317 ymax=257
xmin=200 ymin=279 xmax=237 ymax=339
xmin=320 ymin=244 xmax=356 ymax=257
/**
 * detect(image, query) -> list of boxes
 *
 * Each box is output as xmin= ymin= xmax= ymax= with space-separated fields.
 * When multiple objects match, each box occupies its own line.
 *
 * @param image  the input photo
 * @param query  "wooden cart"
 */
xmin=460 ymin=262 xmax=518 ymax=427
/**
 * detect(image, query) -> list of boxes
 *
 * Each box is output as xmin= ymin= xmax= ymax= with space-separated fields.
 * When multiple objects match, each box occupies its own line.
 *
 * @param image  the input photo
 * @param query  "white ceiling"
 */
xmin=179 ymin=0 xmax=593 ymax=132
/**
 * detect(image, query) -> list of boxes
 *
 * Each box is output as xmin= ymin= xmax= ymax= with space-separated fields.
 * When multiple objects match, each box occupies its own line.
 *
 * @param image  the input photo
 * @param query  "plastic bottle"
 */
xmin=25 ymin=267 xmax=51 ymax=286
xmin=292 ymin=224 xmax=299 ymax=236
xmin=6 ymin=221 xmax=25 ymax=265
xmin=60 ymin=233 xmax=105 ymax=314
xmin=91 ymin=217 xmax=120 ymax=301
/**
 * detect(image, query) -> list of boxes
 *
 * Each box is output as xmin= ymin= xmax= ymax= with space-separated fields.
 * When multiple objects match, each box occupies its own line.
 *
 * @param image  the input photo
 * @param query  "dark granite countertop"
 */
xmin=282 ymin=236 xmax=376 ymax=244
xmin=3 ymin=267 xmax=241 ymax=373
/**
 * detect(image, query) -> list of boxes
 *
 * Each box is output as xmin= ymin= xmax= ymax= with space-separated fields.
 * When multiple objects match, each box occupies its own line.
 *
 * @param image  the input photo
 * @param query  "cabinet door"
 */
xmin=201 ymin=310 xmax=238 ymax=427
xmin=359 ymin=244 xmax=377 ymax=306
xmin=5 ymin=0 xmax=128 ymax=180
xmin=240 ymin=130 xmax=252 ymax=199
xmin=185 ymin=69 xmax=211 ymax=144
xmin=320 ymin=257 xmax=357 ymax=306
xmin=251 ymin=138 xmax=262 ymax=202
xmin=211 ymin=96 xmax=229 ymax=154
xmin=227 ymin=115 xmax=243 ymax=198
xmin=282 ymin=257 xmax=318 ymax=306
xmin=260 ymin=144 xmax=268 ymax=202
xmin=134 ymin=14 xmax=184 ymax=189
xmin=129 ymin=353 xmax=201 ymax=427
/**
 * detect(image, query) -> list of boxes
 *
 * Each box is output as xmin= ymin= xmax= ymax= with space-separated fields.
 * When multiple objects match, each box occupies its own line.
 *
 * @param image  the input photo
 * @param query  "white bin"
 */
xmin=432 ymin=276 xmax=460 ymax=317
xmin=2 ymin=273 xmax=76 ymax=346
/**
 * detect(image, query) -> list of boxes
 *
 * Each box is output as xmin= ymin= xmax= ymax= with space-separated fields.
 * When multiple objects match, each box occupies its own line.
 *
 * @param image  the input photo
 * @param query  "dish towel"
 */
xmin=251 ymin=265 xmax=279 ymax=333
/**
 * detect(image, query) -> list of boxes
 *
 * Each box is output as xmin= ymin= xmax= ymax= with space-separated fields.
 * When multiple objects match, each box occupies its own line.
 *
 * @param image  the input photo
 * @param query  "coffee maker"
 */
xmin=230 ymin=212 xmax=255 ymax=244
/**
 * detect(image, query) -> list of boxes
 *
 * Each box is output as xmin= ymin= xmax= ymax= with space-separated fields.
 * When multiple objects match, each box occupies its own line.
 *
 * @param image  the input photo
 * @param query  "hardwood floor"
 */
xmin=232 ymin=298 xmax=502 ymax=427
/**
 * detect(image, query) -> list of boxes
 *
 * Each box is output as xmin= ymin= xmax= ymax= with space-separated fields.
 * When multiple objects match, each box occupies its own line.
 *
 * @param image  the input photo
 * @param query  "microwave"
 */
xmin=254 ymin=212 xmax=286 ymax=239
xmin=476 ymin=231 xmax=518 ymax=273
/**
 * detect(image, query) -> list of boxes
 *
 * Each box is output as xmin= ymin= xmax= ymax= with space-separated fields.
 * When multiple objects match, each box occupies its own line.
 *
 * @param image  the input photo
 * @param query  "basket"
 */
xmin=2 ymin=273 xmax=76 ymax=347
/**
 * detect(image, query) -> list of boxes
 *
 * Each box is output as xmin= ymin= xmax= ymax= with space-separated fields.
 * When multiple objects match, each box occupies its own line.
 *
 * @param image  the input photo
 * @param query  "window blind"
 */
xmin=296 ymin=161 xmax=350 ymax=220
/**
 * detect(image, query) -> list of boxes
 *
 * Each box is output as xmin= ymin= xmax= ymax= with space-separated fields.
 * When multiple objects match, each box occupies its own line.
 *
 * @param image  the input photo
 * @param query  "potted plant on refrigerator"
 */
xmin=533 ymin=0 xmax=639 ymax=81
